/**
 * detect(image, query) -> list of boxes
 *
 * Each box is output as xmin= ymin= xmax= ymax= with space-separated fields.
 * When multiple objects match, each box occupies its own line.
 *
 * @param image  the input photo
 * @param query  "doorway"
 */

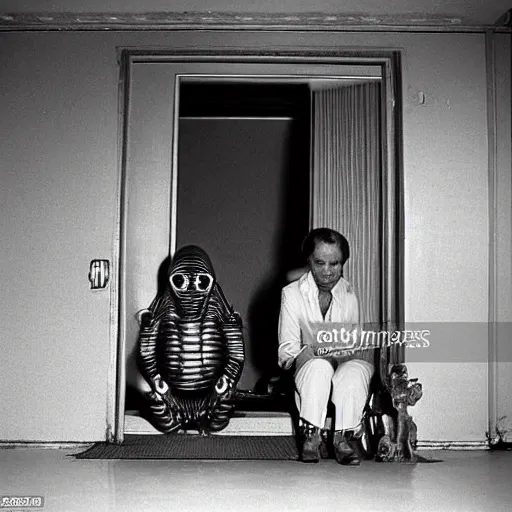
xmin=177 ymin=79 xmax=310 ymax=392
xmin=115 ymin=52 xmax=400 ymax=441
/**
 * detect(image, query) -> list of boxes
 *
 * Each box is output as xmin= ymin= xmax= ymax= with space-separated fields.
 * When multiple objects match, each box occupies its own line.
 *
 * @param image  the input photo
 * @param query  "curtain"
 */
xmin=311 ymin=82 xmax=382 ymax=327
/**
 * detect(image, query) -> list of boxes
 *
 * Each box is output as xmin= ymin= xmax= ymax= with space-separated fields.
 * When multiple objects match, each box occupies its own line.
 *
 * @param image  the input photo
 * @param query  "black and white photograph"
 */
xmin=1 ymin=1 xmax=512 ymax=511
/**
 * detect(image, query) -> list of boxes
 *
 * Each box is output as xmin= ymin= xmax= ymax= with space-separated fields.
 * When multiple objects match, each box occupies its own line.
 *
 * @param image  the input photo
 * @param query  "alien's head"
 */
xmin=168 ymin=245 xmax=216 ymax=320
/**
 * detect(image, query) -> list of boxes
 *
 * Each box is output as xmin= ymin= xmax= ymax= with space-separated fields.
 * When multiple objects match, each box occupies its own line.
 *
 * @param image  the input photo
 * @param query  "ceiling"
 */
xmin=0 ymin=0 xmax=511 ymax=29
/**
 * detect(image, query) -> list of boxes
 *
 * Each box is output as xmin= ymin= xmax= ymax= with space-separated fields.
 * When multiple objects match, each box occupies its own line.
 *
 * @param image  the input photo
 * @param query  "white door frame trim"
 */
xmin=109 ymin=48 xmax=403 ymax=443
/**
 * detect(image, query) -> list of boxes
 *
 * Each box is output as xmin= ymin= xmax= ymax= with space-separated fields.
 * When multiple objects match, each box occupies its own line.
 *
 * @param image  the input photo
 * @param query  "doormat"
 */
xmin=73 ymin=434 xmax=299 ymax=460
xmin=73 ymin=434 xmax=442 ymax=462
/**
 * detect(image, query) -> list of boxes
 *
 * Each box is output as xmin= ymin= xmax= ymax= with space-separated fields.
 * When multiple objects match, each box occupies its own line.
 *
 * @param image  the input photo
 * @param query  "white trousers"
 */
xmin=294 ymin=358 xmax=374 ymax=431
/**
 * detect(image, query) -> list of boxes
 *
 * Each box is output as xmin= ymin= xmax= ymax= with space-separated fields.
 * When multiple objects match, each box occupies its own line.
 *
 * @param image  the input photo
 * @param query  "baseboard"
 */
xmin=416 ymin=440 xmax=489 ymax=450
xmin=0 ymin=441 xmax=94 ymax=450
xmin=0 ymin=436 xmax=490 ymax=450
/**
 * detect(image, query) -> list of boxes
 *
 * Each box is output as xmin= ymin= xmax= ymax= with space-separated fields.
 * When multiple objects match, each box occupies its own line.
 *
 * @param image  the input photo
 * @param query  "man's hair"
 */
xmin=301 ymin=228 xmax=350 ymax=266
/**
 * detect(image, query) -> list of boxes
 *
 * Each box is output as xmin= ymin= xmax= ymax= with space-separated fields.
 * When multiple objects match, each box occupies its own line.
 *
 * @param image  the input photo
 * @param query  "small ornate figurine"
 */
xmin=137 ymin=245 xmax=245 ymax=435
xmin=376 ymin=364 xmax=423 ymax=462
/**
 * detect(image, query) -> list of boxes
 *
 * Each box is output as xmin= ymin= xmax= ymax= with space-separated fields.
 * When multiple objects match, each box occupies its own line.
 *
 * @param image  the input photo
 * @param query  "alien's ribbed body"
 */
xmin=161 ymin=318 xmax=223 ymax=392
xmin=138 ymin=245 xmax=244 ymax=434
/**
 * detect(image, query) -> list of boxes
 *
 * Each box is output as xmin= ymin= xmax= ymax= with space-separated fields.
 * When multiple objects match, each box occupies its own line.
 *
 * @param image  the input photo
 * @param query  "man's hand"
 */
xmin=295 ymin=345 xmax=316 ymax=372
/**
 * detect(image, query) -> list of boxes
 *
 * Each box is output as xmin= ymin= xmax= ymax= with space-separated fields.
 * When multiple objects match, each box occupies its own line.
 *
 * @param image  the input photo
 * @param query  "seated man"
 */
xmin=278 ymin=228 xmax=374 ymax=465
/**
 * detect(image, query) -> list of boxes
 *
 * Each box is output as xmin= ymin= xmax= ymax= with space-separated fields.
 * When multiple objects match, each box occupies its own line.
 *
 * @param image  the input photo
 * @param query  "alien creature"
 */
xmin=137 ymin=245 xmax=245 ymax=435
xmin=376 ymin=363 xmax=423 ymax=462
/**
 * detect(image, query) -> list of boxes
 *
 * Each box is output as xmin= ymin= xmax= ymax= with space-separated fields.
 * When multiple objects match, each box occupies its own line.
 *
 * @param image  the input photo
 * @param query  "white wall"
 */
xmin=0 ymin=34 xmax=120 ymax=441
xmin=400 ymin=33 xmax=489 ymax=443
xmin=0 ymin=29 xmax=508 ymax=442
xmin=493 ymin=33 xmax=512 ymax=443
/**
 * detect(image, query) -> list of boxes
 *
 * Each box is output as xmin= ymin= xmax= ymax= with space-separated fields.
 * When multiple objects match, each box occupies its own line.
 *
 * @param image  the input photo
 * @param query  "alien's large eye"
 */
xmin=195 ymin=273 xmax=213 ymax=291
xmin=170 ymin=273 xmax=189 ymax=291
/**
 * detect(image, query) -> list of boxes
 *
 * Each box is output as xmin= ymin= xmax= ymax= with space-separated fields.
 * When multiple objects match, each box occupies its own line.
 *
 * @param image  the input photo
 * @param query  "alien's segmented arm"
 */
xmin=213 ymin=284 xmax=245 ymax=391
xmin=221 ymin=311 xmax=245 ymax=387
xmin=138 ymin=293 xmax=168 ymax=385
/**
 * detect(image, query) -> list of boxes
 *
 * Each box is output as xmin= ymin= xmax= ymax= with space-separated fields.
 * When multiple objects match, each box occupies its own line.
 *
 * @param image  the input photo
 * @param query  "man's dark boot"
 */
xmin=333 ymin=430 xmax=361 ymax=466
xmin=299 ymin=420 xmax=322 ymax=463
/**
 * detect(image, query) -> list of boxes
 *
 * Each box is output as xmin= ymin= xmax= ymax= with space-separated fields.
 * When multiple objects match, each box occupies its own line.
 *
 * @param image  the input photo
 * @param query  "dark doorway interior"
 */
xmin=176 ymin=81 xmax=311 ymax=392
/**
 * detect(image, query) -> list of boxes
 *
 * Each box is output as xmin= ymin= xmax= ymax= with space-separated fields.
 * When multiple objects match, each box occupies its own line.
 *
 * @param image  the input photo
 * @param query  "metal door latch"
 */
xmin=89 ymin=259 xmax=110 ymax=289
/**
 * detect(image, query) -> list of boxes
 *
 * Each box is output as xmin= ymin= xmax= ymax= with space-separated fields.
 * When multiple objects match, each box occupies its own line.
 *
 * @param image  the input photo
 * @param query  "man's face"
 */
xmin=308 ymin=241 xmax=343 ymax=291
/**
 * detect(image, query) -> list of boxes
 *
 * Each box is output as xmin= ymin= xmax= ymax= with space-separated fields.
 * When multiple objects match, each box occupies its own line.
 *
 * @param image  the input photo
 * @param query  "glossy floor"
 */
xmin=1 ymin=447 xmax=511 ymax=512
